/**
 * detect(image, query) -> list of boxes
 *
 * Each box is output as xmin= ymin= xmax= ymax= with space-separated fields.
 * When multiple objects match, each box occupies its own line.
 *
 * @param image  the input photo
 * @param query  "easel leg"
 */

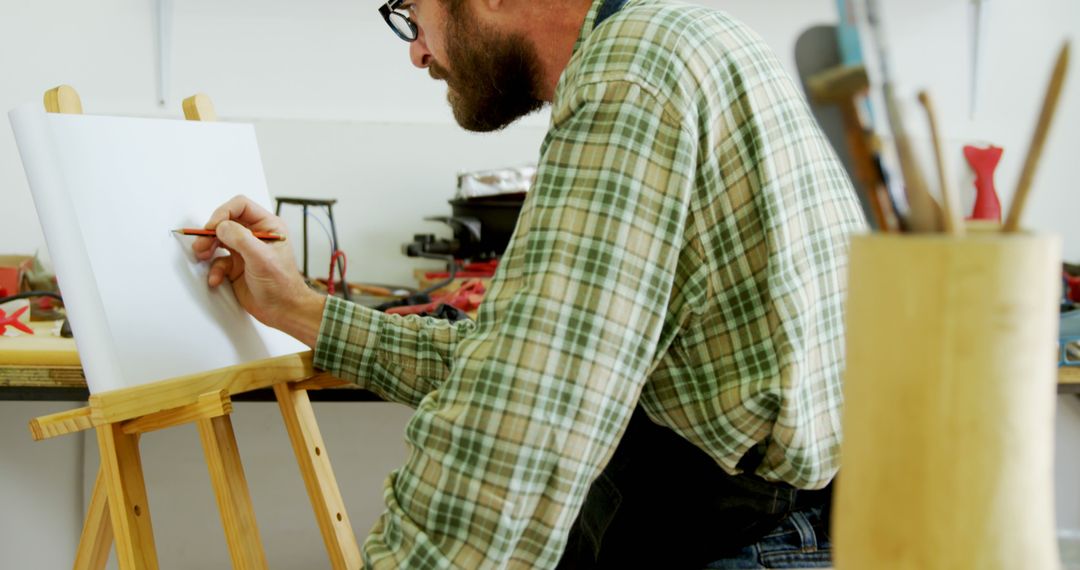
xmin=74 ymin=466 xmax=113 ymax=570
xmin=197 ymin=414 xmax=268 ymax=570
xmin=274 ymin=383 xmax=362 ymax=570
xmin=96 ymin=424 xmax=159 ymax=570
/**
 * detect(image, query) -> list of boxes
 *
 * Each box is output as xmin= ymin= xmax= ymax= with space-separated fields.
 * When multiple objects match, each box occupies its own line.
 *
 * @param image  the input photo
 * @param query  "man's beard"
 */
xmin=433 ymin=5 xmax=544 ymax=132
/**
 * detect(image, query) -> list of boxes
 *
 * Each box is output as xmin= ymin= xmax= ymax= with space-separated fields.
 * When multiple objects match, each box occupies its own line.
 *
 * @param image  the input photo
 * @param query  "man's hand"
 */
xmin=193 ymin=195 xmax=326 ymax=347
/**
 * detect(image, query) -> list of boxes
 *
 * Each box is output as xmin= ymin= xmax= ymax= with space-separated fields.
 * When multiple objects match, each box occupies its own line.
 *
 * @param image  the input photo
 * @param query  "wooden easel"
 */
xmin=29 ymin=85 xmax=362 ymax=570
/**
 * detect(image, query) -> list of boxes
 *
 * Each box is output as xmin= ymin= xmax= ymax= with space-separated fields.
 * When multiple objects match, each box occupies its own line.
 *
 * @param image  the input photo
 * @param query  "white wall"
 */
xmin=2 ymin=0 xmax=1079 ymax=566
xmin=0 ymin=0 xmax=832 ymax=277
xmin=1059 ymin=397 xmax=1080 ymax=534
xmin=0 ymin=402 xmax=83 ymax=569
xmin=254 ymin=119 xmax=547 ymax=285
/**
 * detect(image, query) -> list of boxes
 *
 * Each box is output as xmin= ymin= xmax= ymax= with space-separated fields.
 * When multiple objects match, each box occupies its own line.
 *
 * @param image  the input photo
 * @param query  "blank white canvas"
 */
xmin=9 ymin=104 xmax=306 ymax=393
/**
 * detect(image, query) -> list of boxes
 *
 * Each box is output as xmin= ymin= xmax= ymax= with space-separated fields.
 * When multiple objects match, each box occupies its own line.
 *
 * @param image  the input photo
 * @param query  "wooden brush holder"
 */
xmin=834 ymin=231 xmax=1062 ymax=570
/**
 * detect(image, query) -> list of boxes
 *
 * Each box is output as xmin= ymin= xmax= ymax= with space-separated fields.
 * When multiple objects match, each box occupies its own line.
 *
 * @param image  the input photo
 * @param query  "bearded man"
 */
xmin=195 ymin=0 xmax=867 ymax=567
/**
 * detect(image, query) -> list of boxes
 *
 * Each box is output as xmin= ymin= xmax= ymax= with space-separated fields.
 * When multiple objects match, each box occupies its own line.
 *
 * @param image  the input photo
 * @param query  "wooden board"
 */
xmin=0 ymin=366 xmax=85 ymax=388
xmin=0 ymin=320 xmax=79 ymax=366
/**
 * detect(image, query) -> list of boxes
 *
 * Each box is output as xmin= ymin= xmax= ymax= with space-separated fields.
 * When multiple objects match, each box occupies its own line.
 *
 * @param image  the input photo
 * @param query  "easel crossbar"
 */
xmin=28 ymin=352 xmax=325 ymax=441
xmin=89 ymin=351 xmax=317 ymax=424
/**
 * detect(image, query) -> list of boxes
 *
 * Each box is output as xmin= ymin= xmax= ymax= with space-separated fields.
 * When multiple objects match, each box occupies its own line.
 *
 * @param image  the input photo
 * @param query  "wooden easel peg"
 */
xmin=44 ymin=84 xmax=83 ymax=114
xmin=183 ymin=93 xmax=218 ymax=122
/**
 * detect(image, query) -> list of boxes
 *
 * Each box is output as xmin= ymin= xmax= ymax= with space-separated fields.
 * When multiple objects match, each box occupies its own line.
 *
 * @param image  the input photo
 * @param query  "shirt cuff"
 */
xmin=313 ymin=295 xmax=383 ymax=386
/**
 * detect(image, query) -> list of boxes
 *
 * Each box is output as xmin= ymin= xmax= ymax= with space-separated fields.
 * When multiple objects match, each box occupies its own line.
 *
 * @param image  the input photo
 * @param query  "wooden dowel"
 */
xmin=197 ymin=413 xmax=268 ymax=568
xmin=74 ymin=467 xmax=113 ymax=570
xmin=1003 ymin=40 xmax=1071 ymax=233
xmin=883 ymin=83 xmax=942 ymax=232
xmin=97 ymin=425 xmax=159 ymax=569
xmin=918 ymin=91 xmax=964 ymax=236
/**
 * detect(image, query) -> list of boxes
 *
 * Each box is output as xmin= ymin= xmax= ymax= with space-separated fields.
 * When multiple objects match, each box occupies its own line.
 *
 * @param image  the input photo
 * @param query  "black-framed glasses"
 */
xmin=379 ymin=0 xmax=418 ymax=42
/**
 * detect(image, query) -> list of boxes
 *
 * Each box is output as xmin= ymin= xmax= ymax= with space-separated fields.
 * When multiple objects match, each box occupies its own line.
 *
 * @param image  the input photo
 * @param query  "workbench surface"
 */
xmin=0 ymin=322 xmax=379 ymax=401
xmin=2 ymin=322 xmax=1078 ymax=399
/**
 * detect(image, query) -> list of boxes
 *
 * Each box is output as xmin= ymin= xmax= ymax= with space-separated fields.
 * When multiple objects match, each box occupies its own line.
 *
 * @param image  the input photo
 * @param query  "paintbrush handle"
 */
xmin=884 ymin=83 xmax=942 ymax=232
xmin=1004 ymin=40 xmax=1071 ymax=233
xmin=918 ymin=91 xmax=964 ymax=236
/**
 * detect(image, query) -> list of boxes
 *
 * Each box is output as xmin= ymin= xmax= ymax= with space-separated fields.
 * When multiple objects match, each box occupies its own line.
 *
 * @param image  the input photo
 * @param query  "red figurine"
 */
xmin=964 ymin=145 xmax=1004 ymax=222
xmin=0 ymin=305 xmax=33 ymax=335
xmin=1066 ymin=272 xmax=1080 ymax=303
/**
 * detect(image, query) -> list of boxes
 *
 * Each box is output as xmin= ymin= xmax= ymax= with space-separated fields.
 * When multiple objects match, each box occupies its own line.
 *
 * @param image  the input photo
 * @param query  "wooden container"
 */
xmin=835 ymin=232 xmax=1062 ymax=570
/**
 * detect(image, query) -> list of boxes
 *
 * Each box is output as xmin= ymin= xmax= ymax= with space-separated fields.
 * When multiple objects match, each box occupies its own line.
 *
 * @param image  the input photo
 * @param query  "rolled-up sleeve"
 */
xmin=315 ymin=296 xmax=476 ymax=408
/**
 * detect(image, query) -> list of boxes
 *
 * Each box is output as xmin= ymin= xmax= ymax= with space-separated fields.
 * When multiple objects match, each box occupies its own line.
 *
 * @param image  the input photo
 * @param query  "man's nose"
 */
xmin=410 ymin=34 xmax=432 ymax=69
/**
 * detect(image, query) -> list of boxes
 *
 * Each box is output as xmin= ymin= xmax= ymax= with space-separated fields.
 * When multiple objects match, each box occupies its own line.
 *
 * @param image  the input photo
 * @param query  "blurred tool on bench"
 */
xmin=275 ymin=196 xmax=350 ymax=301
xmin=804 ymin=62 xmax=898 ymax=232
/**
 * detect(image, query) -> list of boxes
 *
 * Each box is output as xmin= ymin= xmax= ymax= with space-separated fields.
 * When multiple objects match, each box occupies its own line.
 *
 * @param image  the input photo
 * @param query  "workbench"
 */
xmin=0 ymin=322 xmax=379 ymax=402
xmin=3 ymin=321 xmax=1078 ymax=399
xmin=1061 ymin=366 xmax=1080 ymax=393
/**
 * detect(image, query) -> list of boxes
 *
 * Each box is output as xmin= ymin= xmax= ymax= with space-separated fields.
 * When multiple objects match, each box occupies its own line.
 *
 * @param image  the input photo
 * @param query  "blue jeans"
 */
xmin=557 ymin=407 xmax=832 ymax=569
xmin=705 ymin=504 xmax=832 ymax=569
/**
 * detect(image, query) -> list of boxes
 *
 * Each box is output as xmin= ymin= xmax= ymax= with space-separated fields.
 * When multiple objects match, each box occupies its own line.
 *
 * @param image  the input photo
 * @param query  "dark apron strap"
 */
xmin=594 ymin=0 xmax=629 ymax=29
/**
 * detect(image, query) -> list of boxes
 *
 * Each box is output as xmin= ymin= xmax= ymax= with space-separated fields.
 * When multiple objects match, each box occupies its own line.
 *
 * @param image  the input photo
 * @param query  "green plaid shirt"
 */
xmin=315 ymin=0 xmax=866 ymax=566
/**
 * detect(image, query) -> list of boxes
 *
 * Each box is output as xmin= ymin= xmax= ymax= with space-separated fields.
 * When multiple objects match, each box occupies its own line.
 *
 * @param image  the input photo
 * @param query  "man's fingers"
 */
xmin=196 ymin=196 xmax=287 ymax=259
xmin=192 ymin=236 xmax=220 ymax=260
xmin=208 ymin=255 xmax=233 ymax=287
xmin=205 ymin=195 xmax=284 ymax=233
xmin=214 ymin=220 xmax=272 ymax=270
